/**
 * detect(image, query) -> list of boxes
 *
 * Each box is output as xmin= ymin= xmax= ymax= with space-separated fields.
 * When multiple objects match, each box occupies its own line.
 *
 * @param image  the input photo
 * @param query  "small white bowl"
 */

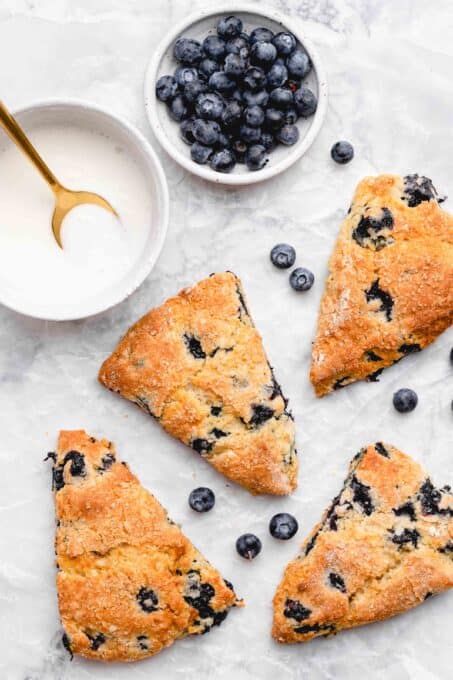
xmin=145 ymin=3 xmax=328 ymax=185
xmin=0 ymin=99 xmax=169 ymax=321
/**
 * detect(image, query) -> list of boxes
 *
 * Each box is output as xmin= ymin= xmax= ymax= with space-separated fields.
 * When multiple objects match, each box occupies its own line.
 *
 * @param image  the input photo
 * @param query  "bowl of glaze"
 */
xmin=144 ymin=3 xmax=328 ymax=185
xmin=0 ymin=99 xmax=169 ymax=321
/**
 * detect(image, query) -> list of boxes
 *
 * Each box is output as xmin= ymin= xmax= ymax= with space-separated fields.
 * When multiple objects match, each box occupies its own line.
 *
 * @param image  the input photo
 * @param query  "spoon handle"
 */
xmin=0 ymin=100 xmax=60 ymax=191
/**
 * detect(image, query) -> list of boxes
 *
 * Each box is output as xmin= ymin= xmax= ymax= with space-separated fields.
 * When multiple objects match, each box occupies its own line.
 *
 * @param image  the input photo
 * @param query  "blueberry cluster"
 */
xmin=270 ymin=243 xmax=315 ymax=291
xmin=156 ymin=15 xmax=318 ymax=173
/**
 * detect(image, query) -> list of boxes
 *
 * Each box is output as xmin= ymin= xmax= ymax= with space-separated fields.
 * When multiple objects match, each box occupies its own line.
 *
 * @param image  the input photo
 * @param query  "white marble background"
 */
xmin=0 ymin=0 xmax=452 ymax=678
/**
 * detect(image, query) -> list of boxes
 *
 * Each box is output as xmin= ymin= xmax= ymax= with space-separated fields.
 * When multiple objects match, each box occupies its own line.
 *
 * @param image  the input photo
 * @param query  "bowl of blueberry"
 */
xmin=145 ymin=4 xmax=327 ymax=184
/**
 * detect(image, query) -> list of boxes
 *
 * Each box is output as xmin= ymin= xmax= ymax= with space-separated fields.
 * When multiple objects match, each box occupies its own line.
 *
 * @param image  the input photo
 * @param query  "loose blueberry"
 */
xmin=156 ymin=75 xmax=178 ymax=102
xmin=202 ymin=35 xmax=226 ymax=61
xmin=242 ymin=89 xmax=269 ymax=108
xmin=287 ymin=50 xmax=311 ymax=79
xmin=266 ymin=63 xmax=288 ymax=88
xmin=284 ymin=108 xmax=299 ymax=125
xmin=260 ymin=131 xmax=276 ymax=151
xmin=217 ymin=15 xmax=243 ymax=39
xmin=294 ymin=86 xmax=317 ymax=117
xmin=331 ymin=140 xmax=354 ymax=164
xmin=264 ymin=107 xmax=285 ymax=131
xmin=189 ymin=487 xmax=216 ymax=513
xmin=250 ymin=27 xmax=274 ymax=44
xmin=169 ymin=94 xmax=188 ymax=122
xmin=174 ymin=38 xmax=203 ymax=65
xmin=192 ymin=119 xmax=221 ymax=146
xmin=232 ymin=139 xmax=247 ymax=163
xmin=195 ymin=92 xmax=225 ymax=120
xmin=225 ymin=34 xmax=250 ymax=58
xmin=250 ymin=41 xmax=277 ymax=68
xmin=222 ymin=100 xmax=243 ymax=128
xmin=190 ymin=141 xmax=213 ymax=164
xmin=217 ymin=131 xmax=232 ymax=148
xmin=270 ymin=243 xmax=296 ymax=269
xmin=239 ymin=124 xmax=261 ymax=144
xmin=174 ymin=66 xmax=198 ymax=87
xmin=289 ymin=267 xmax=315 ymax=291
xmin=210 ymin=148 xmax=236 ymax=173
xmin=272 ymin=31 xmax=297 ymax=56
xmin=243 ymin=66 xmax=266 ymax=91
xmin=450 ymin=348 xmax=453 ymax=364
xmin=244 ymin=105 xmax=264 ymax=127
xmin=277 ymin=124 xmax=299 ymax=145
xmin=224 ymin=53 xmax=247 ymax=78
xmin=209 ymin=71 xmax=236 ymax=95
xmin=269 ymin=512 xmax=299 ymax=540
xmin=269 ymin=87 xmax=294 ymax=109
xmin=183 ymin=78 xmax=207 ymax=103
xmin=393 ymin=388 xmax=418 ymax=413
xmin=236 ymin=533 xmax=262 ymax=560
xmin=198 ymin=58 xmax=218 ymax=80
xmin=245 ymin=144 xmax=267 ymax=171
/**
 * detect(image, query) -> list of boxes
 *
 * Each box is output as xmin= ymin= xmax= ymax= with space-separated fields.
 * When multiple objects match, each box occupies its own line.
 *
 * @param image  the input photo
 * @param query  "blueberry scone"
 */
xmin=49 ymin=430 xmax=241 ymax=662
xmin=310 ymin=174 xmax=453 ymax=396
xmin=99 ymin=272 xmax=297 ymax=495
xmin=273 ymin=443 xmax=453 ymax=643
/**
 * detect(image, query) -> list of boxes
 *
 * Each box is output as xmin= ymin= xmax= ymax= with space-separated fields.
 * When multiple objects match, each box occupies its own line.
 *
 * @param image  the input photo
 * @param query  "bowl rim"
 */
xmin=0 ymin=97 xmax=169 ymax=321
xmin=144 ymin=2 xmax=328 ymax=186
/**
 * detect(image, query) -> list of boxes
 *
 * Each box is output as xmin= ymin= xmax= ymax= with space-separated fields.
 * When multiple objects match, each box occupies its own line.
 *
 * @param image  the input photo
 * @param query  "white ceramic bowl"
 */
xmin=0 ymin=99 xmax=169 ymax=321
xmin=145 ymin=3 xmax=328 ymax=185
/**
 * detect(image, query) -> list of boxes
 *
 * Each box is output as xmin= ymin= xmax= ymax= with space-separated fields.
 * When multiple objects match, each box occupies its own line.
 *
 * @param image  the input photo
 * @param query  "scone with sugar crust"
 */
xmin=50 ymin=430 xmax=241 ymax=662
xmin=99 ymin=272 xmax=297 ymax=495
xmin=273 ymin=442 xmax=453 ymax=644
xmin=310 ymin=174 xmax=453 ymax=396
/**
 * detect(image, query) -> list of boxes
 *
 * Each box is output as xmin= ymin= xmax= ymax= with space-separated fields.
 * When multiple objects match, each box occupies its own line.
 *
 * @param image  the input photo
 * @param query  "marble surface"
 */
xmin=0 ymin=1 xmax=452 ymax=678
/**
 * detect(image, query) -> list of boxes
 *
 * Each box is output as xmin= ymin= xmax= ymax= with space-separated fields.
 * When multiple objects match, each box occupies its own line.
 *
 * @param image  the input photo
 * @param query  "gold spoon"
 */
xmin=0 ymin=101 xmax=117 ymax=248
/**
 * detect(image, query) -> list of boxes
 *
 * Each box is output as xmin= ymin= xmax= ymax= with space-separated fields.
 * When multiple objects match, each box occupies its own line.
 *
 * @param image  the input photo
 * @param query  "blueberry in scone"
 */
xmin=310 ymin=174 xmax=453 ymax=397
xmin=50 ymin=430 xmax=242 ymax=662
xmin=98 ymin=272 xmax=297 ymax=496
xmin=272 ymin=443 xmax=453 ymax=643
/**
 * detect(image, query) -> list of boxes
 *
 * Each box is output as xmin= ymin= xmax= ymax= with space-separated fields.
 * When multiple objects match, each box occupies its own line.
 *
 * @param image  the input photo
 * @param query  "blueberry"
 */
xmin=217 ymin=15 xmax=243 ymax=39
xmin=236 ymin=533 xmax=262 ymax=560
xmin=270 ymin=243 xmax=296 ymax=269
xmin=264 ymin=107 xmax=285 ymax=131
xmin=239 ymin=124 xmax=261 ymax=144
xmin=269 ymin=87 xmax=293 ymax=109
xmin=244 ymin=105 xmax=264 ymax=127
xmin=209 ymin=71 xmax=236 ymax=95
xmin=156 ymin=75 xmax=178 ymax=102
xmin=174 ymin=38 xmax=203 ymax=65
xmin=198 ymin=58 xmax=218 ymax=80
xmin=393 ymin=388 xmax=418 ymax=413
xmin=267 ymin=63 xmax=288 ymax=89
xmin=192 ymin=118 xmax=220 ymax=146
xmin=287 ymin=50 xmax=311 ymax=79
xmin=260 ymin=131 xmax=276 ymax=151
xmin=277 ymin=124 xmax=299 ymax=145
xmin=245 ymin=144 xmax=267 ymax=171
xmin=269 ymin=512 xmax=299 ymax=540
xmin=231 ymin=88 xmax=243 ymax=103
xmin=217 ymin=131 xmax=232 ymax=148
xmin=224 ymin=53 xmax=247 ymax=78
xmin=189 ymin=487 xmax=215 ymax=513
xmin=210 ymin=148 xmax=236 ymax=173
xmin=250 ymin=41 xmax=277 ymax=68
xmin=222 ymin=100 xmax=243 ymax=128
xmin=169 ymin=94 xmax=188 ymax=122
xmin=289 ymin=267 xmax=315 ymax=291
xmin=294 ymin=86 xmax=317 ymax=117
xmin=183 ymin=78 xmax=207 ymax=103
xmin=196 ymin=92 xmax=225 ymax=120
xmin=272 ymin=31 xmax=297 ymax=56
xmin=225 ymin=34 xmax=250 ymax=58
xmin=190 ymin=141 xmax=213 ymax=164
xmin=250 ymin=27 xmax=274 ymax=44
xmin=180 ymin=118 xmax=195 ymax=145
xmin=284 ymin=108 xmax=299 ymax=125
xmin=450 ymin=347 xmax=453 ymax=364
xmin=136 ymin=587 xmax=159 ymax=613
xmin=242 ymin=89 xmax=269 ymax=108
xmin=331 ymin=140 xmax=354 ymax=164
xmin=232 ymin=138 xmax=247 ymax=162
xmin=202 ymin=35 xmax=226 ymax=60
xmin=243 ymin=67 xmax=266 ymax=91
xmin=174 ymin=66 xmax=198 ymax=87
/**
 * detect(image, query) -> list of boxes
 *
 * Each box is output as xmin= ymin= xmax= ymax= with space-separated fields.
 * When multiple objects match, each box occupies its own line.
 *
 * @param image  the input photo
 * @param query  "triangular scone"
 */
xmin=50 ymin=430 xmax=241 ymax=662
xmin=99 ymin=272 xmax=297 ymax=495
xmin=311 ymin=174 xmax=453 ymax=396
xmin=273 ymin=443 xmax=453 ymax=644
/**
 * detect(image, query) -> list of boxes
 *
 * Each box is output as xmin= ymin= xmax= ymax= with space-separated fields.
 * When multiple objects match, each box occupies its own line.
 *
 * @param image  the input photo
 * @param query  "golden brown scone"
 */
xmin=273 ymin=443 xmax=453 ymax=644
xmin=310 ymin=174 xmax=453 ymax=397
xmin=98 ymin=272 xmax=297 ymax=495
xmin=49 ymin=430 xmax=242 ymax=662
